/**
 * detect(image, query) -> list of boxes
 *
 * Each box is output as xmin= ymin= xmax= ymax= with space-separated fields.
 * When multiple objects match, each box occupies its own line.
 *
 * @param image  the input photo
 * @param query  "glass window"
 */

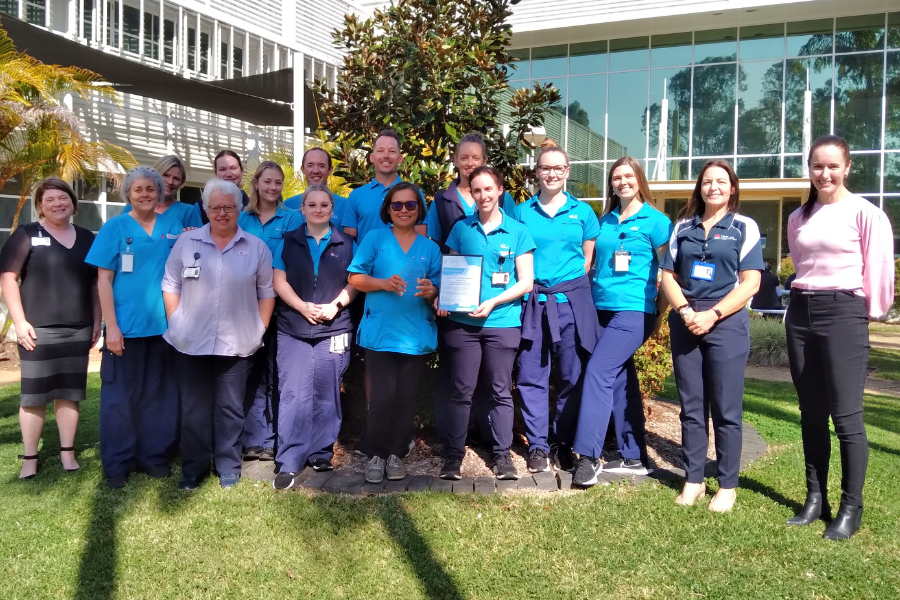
xmin=74 ymin=179 xmax=102 ymax=201
xmin=784 ymin=57 xmax=832 ymax=154
xmin=736 ymin=156 xmax=780 ymax=179
xmin=881 ymin=197 xmax=900 ymax=254
xmin=739 ymin=24 xmax=785 ymax=61
xmin=567 ymin=75 xmax=607 ymax=162
xmin=787 ymin=19 xmax=833 ymax=57
xmin=835 ymin=14 xmax=885 ymax=53
xmin=607 ymin=70 xmax=648 ymax=159
xmin=889 ymin=13 xmax=900 ymax=50
xmin=233 ymin=46 xmax=243 ymax=78
xmin=694 ymin=28 xmax=737 ymax=64
xmin=649 ymin=68 xmax=691 ymax=161
xmin=164 ymin=19 xmax=175 ymax=65
xmin=886 ymin=52 xmax=900 ymax=149
xmin=570 ymin=41 xmax=607 ymax=76
xmin=82 ymin=0 xmax=94 ymax=38
xmin=884 ymin=153 xmax=900 ymax=194
xmin=533 ymin=78 xmax=567 ymax=149
xmin=665 ymin=198 xmax=688 ymax=221
xmin=666 ymin=160 xmax=688 ymax=181
xmin=835 ymin=53 xmax=884 ymax=151
xmin=784 ymin=155 xmax=804 ymax=178
xmin=781 ymin=198 xmax=802 ymax=258
xmin=506 ymin=48 xmax=529 ymax=81
xmin=650 ymin=32 xmax=692 ymax=69
xmin=0 ymin=198 xmax=19 ymax=229
xmin=737 ymin=60 xmax=783 ymax=155
xmin=220 ymin=42 xmax=228 ymax=79
xmin=106 ymin=204 xmax=125 ymax=220
xmin=692 ymin=63 xmax=736 ymax=156
xmin=741 ymin=200 xmax=780 ymax=263
xmin=0 ymin=1 xmax=16 ymax=16
xmin=25 ymin=0 xmax=45 ymax=26
xmin=74 ymin=203 xmax=103 ymax=231
xmin=1 ymin=173 xmax=22 ymax=196
xmin=531 ymin=45 xmax=568 ymax=79
xmin=569 ymin=163 xmax=606 ymax=199
xmin=609 ymin=37 xmax=649 ymax=72
xmin=848 ymin=153 xmax=881 ymax=194
xmin=690 ymin=158 xmax=730 ymax=180
xmin=105 ymin=1 xmax=120 ymax=48
xmin=122 ymin=5 xmax=139 ymax=54
xmin=144 ymin=13 xmax=160 ymax=59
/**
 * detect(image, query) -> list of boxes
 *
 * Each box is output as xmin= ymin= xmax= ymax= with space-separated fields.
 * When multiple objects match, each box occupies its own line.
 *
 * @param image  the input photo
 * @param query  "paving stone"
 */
xmin=360 ymin=480 xmax=387 ymax=494
xmin=240 ymin=460 xmax=262 ymax=478
xmin=292 ymin=467 xmax=316 ymax=487
xmin=557 ymin=470 xmax=573 ymax=490
xmin=452 ymin=477 xmax=474 ymax=494
xmin=495 ymin=478 xmax=518 ymax=492
xmin=255 ymin=462 xmax=276 ymax=483
xmin=302 ymin=470 xmax=336 ymax=490
xmin=339 ymin=472 xmax=368 ymax=495
xmin=473 ymin=477 xmax=495 ymax=494
xmin=406 ymin=475 xmax=433 ymax=492
xmin=517 ymin=476 xmax=538 ymax=490
xmin=429 ymin=478 xmax=454 ymax=493
xmin=649 ymin=468 xmax=684 ymax=481
xmin=322 ymin=469 xmax=355 ymax=494
xmin=533 ymin=470 xmax=558 ymax=492
xmin=383 ymin=478 xmax=410 ymax=493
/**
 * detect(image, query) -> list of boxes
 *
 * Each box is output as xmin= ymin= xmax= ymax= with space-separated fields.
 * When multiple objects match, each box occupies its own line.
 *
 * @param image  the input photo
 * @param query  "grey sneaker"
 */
xmin=603 ymin=458 xmax=651 ymax=475
xmin=365 ymin=456 xmax=385 ymax=483
xmin=573 ymin=456 xmax=603 ymax=487
xmin=492 ymin=453 xmax=519 ymax=480
xmin=385 ymin=454 xmax=406 ymax=481
xmin=527 ymin=448 xmax=551 ymax=473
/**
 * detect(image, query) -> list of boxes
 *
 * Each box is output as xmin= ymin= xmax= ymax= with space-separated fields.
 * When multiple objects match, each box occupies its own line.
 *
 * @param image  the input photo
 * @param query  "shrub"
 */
xmin=778 ymin=256 xmax=795 ymax=285
xmin=748 ymin=316 xmax=789 ymax=367
xmin=634 ymin=314 xmax=672 ymax=399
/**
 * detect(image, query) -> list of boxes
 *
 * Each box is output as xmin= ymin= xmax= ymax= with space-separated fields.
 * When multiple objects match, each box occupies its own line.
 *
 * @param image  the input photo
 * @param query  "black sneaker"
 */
xmin=492 ymin=453 xmax=519 ymax=480
xmin=440 ymin=458 xmax=462 ymax=480
xmin=550 ymin=444 xmax=575 ymax=472
xmin=527 ymin=448 xmax=551 ymax=473
xmin=310 ymin=459 xmax=334 ymax=472
xmin=274 ymin=472 xmax=297 ymax=490
xmin=178 ymin=474 xmax=201 ymax=490
xmin=107 ymin=474 xmax=127 ymax=489
xmin=258 ymin=447 xmax=275 ymax=461
xmin=243 ymin=446 xmax=263 ymax=460
xmin=603 ymin=458 xmax=651 ymax=475
xmin=573 ymin=456 xmax=603 ymax=487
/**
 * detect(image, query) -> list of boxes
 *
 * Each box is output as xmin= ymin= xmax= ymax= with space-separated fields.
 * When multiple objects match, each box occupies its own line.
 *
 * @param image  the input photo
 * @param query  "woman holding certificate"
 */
xmin=435 ymin=165 xmax=535 ymax=481
xmin=347 ymin=182 xmax=441 ymax=484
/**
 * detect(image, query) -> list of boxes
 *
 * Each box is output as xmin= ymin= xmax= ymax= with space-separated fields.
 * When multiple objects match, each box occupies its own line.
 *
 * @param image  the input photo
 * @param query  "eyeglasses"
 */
xmin=390 ymin=201 xmax=418 ymax=212
xmin=537 ymin=166 xmax=568 ymax=176
xmin=208 ymin=205 xmax=237 ymax=214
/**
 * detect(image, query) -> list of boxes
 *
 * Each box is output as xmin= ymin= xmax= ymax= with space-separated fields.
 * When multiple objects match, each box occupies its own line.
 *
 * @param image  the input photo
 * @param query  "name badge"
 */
xmin=121 ymin=252 xmax=134 ymax=273
xmin=614 ymin=250 xmax=631 ymax=273
xmin=330 ymin=333 xmax=349 ymax=354
xmin=491 ymin=272 xmax=510 ymax=286
xmin=31 ymin=237 xmax=51 ymax=247
xmin=182 ymin=266 xmax=200 ymax=279
xmin=691 ymin=261 xmax=715 ymax=281
xmin=166 ymin=233 xmax=178 ymax=239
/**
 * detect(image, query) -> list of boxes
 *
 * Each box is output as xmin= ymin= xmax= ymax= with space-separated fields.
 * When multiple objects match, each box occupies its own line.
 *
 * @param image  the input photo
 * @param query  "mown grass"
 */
xmin=1 ymin=374 xmax=899 ymax=600
xmin=868 ymin=347 xmax=900 ymax=381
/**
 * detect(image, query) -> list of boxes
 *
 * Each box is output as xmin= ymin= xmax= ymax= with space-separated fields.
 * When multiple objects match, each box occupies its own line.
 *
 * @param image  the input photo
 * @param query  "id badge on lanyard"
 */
xmin=31 ymin=228 xmax=50 ymax=247
xmin=691 ymin=260 xmax=715 ymax=281
xmin=492 ymin=249 xmax=512 ymax=287
xmin=183 ymin=252 xmax=201 ymax=279
xmin=121 ymin=237 xmax=134 ymax=273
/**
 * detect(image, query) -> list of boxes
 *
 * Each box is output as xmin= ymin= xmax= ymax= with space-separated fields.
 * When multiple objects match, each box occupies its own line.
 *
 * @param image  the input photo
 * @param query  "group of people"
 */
xmin=4 ymin=129 xmax=892 ymax=541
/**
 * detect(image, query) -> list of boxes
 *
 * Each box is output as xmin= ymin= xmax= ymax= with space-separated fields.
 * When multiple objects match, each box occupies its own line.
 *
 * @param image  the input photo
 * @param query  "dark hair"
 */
xmin=605 ymin=156 xmax=653 ymax=215
xmin=469 ymin=165 xmax=504 ymax=189
xmin=801 ymin=134 xmax=852 ymax=221
xmin=301 ymin=147 xmax=333 ymax=170
xmin=457 ymin=131 xmax=487 ymax=157
xmin=214 ymin=149 xmax=243 ymax=173
xmin=380 ymin=181 xmax=426 ymax=225
xmin=678 ymin=160 xmax=740 ymax=220
xmin=374 ymin=128 xmax=401 ymax=149
xmin=34 ymin=178 xmax=78 ymax=218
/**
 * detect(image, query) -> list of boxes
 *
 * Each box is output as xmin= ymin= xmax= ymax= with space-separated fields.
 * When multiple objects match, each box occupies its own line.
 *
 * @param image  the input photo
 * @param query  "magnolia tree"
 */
xmin=312 ymin=0 xmax=560 ymax=201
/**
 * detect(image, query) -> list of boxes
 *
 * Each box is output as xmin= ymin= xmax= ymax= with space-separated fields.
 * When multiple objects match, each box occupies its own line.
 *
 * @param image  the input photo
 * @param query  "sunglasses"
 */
xmin=390 ymin=201 xmax=418 ymax=212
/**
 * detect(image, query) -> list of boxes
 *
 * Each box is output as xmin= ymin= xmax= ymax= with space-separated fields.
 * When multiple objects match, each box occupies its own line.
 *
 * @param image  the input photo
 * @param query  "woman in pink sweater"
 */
xmin=785 ymin=135 xmax=894 ymax=540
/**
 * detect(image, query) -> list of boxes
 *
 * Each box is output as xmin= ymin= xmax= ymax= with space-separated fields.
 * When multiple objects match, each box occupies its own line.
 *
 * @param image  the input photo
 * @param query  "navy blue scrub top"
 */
xmin=660 ymin=212 xmax=765 ymax=300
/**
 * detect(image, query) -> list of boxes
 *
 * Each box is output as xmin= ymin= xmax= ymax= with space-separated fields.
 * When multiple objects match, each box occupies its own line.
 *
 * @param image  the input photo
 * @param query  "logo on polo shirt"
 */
xmin=569 ymin=214 xmax=579 ymax=219
xmin=713 ymin=234 xmax=737 ymax=241
xmin=630 ymin=226 xmax=640 ymax=231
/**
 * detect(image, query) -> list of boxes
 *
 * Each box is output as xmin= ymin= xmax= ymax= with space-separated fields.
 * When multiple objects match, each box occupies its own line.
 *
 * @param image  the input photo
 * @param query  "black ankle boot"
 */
xmin=823 ymin=504 xmax=863 ymax=540
xmin=786 ymin=492 xmax=831 ymax=526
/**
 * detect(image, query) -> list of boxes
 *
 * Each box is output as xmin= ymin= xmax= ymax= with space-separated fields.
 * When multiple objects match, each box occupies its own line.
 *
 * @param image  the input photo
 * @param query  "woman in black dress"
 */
xmin=0 ymin=179 xmax=100 ymax=479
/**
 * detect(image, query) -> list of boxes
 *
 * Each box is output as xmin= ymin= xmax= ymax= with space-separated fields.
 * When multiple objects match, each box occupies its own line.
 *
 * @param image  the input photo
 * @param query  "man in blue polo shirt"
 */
xmin=283 ymin=147 xmax=349 ymax=227
xmin=342 ymin=129 xmax=405 ymax=244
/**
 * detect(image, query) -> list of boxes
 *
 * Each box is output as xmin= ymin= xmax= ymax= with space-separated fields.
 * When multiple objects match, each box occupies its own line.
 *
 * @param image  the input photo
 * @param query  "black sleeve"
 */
xmin=0 ymin=225 xmax=33 ymax=275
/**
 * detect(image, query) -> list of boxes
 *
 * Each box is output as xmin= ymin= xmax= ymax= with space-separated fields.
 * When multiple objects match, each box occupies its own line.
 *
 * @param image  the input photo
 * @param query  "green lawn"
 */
xmin=868 ymin=348 xmax=900 ymax=380
xmin=2 ymin=375 xmax=899 ymax=600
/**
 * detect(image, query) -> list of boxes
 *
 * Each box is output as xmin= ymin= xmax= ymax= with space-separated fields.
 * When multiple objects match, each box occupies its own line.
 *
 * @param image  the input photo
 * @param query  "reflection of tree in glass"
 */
xmin=573 ymin=181 xmax=601 ymax=198
xmin=567 ymin=101 xmax=590 ymax=127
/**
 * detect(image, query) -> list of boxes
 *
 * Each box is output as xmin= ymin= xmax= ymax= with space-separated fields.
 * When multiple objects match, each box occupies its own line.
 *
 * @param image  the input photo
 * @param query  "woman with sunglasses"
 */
xmin=514 ymin=140 xmax=600 ymax=474
xmin=347 ymin=182 xmax=441 ymax=484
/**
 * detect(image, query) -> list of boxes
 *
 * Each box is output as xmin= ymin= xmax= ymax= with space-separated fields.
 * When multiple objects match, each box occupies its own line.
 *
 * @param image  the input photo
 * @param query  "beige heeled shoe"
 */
xmin=675 ymin=482 xmax=706 ymax=506
xmin=708 ymin=488 xmax=737 ymax=513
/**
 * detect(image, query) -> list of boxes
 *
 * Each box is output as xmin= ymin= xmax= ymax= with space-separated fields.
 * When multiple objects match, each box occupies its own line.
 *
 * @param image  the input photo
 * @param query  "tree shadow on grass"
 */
xmin=74 ymin=479 xmax=122 ymax=600
xmin=738 ymin=475 xmax=802 ymax=513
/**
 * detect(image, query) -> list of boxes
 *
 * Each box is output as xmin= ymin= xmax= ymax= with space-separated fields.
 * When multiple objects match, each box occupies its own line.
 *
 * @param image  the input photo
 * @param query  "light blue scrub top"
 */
xmin=341 ymin=176 xmax=402 ymax=244
xmin=283 ymin=193 xmax=349 ymax=229
xmin=347 ymin=229 xmax=442 ymax=355
xmin=593 ymin=202 xmax=673 ymax=314
xmin=237 ymin=206 xmax=303 ymax=257
xmin=271 ymin=228 xmax=333 ymax=276
xmin=445 ymin=213 xmax=536 ymax=329
xmin=514 ymin=191 xmax=600 ymax=303
xmin=424 ymin=191 xmax=515 ymax=242
xmin=85 ymin=212 xmax=182 ymax=338
xmin=123 ymin=201 xmax=202 ymax=229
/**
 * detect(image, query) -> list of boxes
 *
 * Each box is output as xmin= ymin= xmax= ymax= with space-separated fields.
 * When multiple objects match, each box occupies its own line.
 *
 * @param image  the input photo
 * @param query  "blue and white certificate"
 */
xmin=438 ymin=255 xmax=483 ymax=313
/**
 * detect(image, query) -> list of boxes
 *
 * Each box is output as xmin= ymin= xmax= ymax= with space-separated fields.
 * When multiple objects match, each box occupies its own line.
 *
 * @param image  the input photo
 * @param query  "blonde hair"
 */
xmin=245 ymin=161 xmax=285 ymax=215
xmin=152 ymin=155 xmax=187 ymax=188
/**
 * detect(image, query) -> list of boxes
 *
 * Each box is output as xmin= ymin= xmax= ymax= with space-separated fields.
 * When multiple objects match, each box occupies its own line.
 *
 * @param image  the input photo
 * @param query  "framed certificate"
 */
xmin=438 ymin=255 xmax=483 ymax=313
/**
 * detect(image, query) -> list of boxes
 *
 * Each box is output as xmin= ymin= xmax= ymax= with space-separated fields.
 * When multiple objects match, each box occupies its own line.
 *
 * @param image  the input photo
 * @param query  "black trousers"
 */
xmin=365 ymin=350 xmax=429 ymax=459
xmin=785 ymin=290 xmax=869 ymax=507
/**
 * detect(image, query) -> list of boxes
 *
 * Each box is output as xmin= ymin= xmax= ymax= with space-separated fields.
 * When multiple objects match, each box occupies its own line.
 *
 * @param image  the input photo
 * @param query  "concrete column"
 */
xmin=293 ymin=50 xmax=305 ymax=173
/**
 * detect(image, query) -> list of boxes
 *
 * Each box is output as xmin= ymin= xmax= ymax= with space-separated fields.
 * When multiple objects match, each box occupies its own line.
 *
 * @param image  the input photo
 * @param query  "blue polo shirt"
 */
xmin=237 ymin=206 xmax=303 ymax=257
xmin=514 ymin=191 xmax=600 ymax=303
xmin=342 ymin=176 xmax=403 ymax=243
xmin=272 ymin=227 xmax=333 ymax=277
xmin=593 ymin=203 xmax=673 ymax=313
xmin=660 ymin=212 xmax=765 ymax=300
xmin=348 ymin=229 xmax=442 ymax=355
xmin=85 ymin=212 xmax=182 ymax=338
xmin=283 ymin=193 xmax=349 ymax=229
xmin=445 ymin=213 xmax=536 ymax=328
xmin=424 ymin=191 xmax=515 ymax=242
xmin=124 ymin=201 xmax=203 ymax=229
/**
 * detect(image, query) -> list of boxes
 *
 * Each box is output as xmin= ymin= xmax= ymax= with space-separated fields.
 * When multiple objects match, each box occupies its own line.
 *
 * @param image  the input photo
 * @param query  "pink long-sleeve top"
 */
xmin=787 ymin=194 xmax=895 ymax=319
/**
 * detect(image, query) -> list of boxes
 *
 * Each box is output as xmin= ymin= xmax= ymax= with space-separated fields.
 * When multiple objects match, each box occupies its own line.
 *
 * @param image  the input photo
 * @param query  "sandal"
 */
xmin=18 ymin=454 xmax=38 ymax=480
xmin=60 ymin=446 xmax=80 ymax=472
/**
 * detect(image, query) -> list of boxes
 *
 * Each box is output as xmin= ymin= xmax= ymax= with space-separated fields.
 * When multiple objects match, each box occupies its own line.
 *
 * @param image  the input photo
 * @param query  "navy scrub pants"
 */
xmin=515 ymin=301 xmax=589 ymax=453
xmin=785 ymin=290 xmax=869 ymax=508
xmin=276 ymin=333 xmax=351 ymax=474
xmin=365 ymin=350 xmax=429 ymax=459
xmin=669 ymin=300 xmax=749 ymax=489
xmin=242 ymin=320 xmax=277 ymax=450
xmin=573 ymin=310 xmax=655 ymax=460
xmin=176 ymin=352 xmax=252 ymax=478
xmin=99 ymin=335 xmax=178 ymax=478
xmin=439 ymin=321 xmax=521 ymax=460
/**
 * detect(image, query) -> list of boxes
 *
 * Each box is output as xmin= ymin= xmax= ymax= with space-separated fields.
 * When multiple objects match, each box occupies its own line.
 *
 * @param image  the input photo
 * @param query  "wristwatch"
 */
xmin=713 ymin=307 xmax=724 ymax=320
xmin=336 ymin=301 xmax=345 ymax=311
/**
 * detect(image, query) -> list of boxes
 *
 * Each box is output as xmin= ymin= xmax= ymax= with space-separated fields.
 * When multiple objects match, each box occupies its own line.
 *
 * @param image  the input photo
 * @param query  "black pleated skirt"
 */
xmin=19 ymin=325 xmax=93 ymax=407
